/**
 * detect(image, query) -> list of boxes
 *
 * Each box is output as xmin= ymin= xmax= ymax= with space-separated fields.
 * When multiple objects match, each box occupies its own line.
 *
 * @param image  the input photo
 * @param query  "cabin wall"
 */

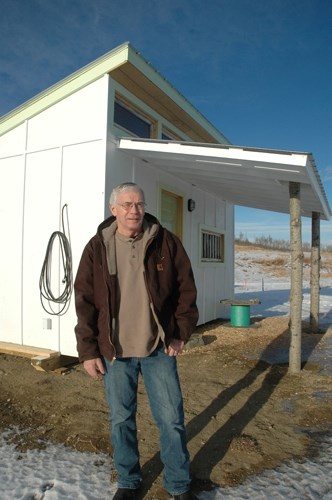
xmin=0 ymin=76 xmax=109 ymax=355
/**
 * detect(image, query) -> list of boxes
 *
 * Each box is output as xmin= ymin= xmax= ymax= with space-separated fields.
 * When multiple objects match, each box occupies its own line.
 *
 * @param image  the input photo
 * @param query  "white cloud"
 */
xmin=322 ymin=166 xmax=332 ymax=182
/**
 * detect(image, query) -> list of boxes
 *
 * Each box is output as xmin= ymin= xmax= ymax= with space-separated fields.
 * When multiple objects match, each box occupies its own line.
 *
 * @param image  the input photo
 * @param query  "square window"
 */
xmin=114 ymin=100 xmax=151 ymax=138
xmin=200 ymin=226 xmax=225 ymax=264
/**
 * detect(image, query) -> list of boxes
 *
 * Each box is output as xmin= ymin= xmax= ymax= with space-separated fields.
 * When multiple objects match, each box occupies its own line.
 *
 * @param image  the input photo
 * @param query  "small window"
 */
xmin=161 ymin=132 xmax=174 ymax=140
xmin=161 ymin=127 xmax=182 ymax=141
xmin=200 ymin=226 xmax=225 ymax=264
xmin=114 ymin=100 xmax=151 ymax=138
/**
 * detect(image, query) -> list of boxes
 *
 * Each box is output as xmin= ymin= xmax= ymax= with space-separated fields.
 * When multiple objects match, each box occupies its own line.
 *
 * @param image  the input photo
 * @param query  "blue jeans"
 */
xmin=103 ymin=343 xmax=191 ymax=495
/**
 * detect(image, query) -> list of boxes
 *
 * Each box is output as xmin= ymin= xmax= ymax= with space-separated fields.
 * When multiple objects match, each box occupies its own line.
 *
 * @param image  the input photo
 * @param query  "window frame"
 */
xmin=199 ymin=224 xmax=225 ymax=267
xmin=114 ymin=94 xmax=156 ymax=138
xmin=161 ymin=127 xmax=183 ymax=141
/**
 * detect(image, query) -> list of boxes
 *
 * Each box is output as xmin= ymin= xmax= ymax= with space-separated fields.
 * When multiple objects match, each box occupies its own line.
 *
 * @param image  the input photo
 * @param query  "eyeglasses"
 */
xmin=117 ymin=202 xmax=146 ymax=211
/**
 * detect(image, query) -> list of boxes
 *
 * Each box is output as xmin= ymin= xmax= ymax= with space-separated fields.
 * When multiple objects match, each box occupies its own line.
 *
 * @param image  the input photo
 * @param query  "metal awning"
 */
xmin=118 ymin=138 xmax=331 ymax=220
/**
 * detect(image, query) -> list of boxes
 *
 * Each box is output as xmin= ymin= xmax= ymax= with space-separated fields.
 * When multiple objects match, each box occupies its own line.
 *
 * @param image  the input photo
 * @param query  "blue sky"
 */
xmin=1 ymin=0 xmax=331 ymax=245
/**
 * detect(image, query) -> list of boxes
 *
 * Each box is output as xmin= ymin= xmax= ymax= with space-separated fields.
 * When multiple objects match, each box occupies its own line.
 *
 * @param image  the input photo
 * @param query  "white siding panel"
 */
xmin=104 ymin=146 xmax=163 ymax=218
xmin=0 ymin=123 xmax=26 ymax=158
xmin=0 ymin=156 xmax=25 ymax=343
xmin=202 ymin=268 xmax=218 ymax=320
xmin=59 ymin=140 xmax=106 ymax=356
xmin=27 ymin=78 xmax=108 ymax=151
xmin=204 ymin=194 xmax=217 ymax=227
xmin=190 ymin=189 xmax=204 ymax=270
xmin=105 ymin=144 xmax=136 ymax=212
xmin=21 ymin=141 xmax=106 ymax=355
xmin=194 ymin=267 xmax=205 ymax=323
xmin=216 ymin=201 xmax=226 ymax=230
xmin=22 ymin=149 xmax=62 ymax=350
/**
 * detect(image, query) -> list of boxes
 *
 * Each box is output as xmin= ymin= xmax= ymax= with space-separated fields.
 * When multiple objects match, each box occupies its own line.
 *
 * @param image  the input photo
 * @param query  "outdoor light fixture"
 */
xmin=188 ymin=199 xmax=196 ymax=212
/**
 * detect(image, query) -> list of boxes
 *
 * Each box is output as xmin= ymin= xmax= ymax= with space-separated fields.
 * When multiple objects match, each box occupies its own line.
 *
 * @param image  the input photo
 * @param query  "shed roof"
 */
xmin=118 ymin=138 xmax=331 ymax=220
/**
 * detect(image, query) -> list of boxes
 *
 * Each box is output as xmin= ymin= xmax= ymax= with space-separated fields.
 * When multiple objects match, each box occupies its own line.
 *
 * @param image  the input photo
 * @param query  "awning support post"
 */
xmin=310 ymin=211 xmax=321 ymax=333
xmin=289 ymin=182 xmax=303 ymax=373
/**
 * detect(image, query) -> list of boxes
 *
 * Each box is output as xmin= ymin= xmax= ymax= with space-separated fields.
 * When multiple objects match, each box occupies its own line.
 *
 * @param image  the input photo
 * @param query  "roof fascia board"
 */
xmin=119 ymin=138 xmax=310 ymax=167
xmin=304 ymin=156 xmax=332 ymax=219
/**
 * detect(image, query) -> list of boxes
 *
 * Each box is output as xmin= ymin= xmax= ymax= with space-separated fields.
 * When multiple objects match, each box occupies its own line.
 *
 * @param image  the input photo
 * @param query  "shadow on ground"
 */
xmin=138 ymin=323 xmax=330 ymax=497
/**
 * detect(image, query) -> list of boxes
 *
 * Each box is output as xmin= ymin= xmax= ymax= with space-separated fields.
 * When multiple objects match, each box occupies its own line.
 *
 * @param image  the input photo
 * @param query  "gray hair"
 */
xmin=109 ymin=182 xmax=145 ymax=205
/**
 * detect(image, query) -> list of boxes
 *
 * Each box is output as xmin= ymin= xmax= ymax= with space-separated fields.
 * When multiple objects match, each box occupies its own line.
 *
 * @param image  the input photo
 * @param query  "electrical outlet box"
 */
xmin=42 ymin=318 xmax=52 ymax=330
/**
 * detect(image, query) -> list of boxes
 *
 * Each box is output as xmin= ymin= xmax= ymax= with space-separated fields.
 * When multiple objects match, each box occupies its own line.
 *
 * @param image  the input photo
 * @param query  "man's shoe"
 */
xmin=113 ymin=487 xmax=139 ymax=500
xmin=173 ymin=491 xmax=198 ymax=500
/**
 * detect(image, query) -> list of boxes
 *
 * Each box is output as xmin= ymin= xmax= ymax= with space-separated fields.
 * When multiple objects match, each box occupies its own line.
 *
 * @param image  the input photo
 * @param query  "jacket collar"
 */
xmin=97 ymin=212 xmax=160 ymax=236
xmin=100 ymin=213 xmax=160 ymax=275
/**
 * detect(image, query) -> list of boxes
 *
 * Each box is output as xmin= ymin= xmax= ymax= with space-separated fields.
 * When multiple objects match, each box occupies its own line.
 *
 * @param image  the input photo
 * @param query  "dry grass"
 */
xmin=235 ymin=244 xmax=332 ymax=280
xmin=321 ymin=252 xmax=332 ymax=278
xmin=252 ymin=256 xmax=288 ymax=267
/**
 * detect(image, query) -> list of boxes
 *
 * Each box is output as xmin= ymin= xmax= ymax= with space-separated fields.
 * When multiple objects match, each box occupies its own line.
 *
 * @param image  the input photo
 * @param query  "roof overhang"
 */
xmin=118 ymin=138 xmax=331 ymax=221
xmin=110 ymin=49 xmax=229 ymax=144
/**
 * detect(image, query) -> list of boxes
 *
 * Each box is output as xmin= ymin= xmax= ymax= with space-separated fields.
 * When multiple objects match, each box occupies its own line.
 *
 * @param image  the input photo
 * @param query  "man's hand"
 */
xmin=83 ymin=358 xmax=105 ymax=380
xmin=165 ymin=338 xmax=185 ymax=357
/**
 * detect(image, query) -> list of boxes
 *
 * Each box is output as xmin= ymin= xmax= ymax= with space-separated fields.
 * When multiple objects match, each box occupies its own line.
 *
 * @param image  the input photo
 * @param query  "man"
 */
xmin=74 ymin=182 xmax=199 ymax=500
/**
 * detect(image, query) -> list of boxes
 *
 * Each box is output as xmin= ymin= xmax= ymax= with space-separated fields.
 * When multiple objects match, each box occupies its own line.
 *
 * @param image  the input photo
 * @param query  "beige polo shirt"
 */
xmin=112 ymin=231 xmax=161 ymax=358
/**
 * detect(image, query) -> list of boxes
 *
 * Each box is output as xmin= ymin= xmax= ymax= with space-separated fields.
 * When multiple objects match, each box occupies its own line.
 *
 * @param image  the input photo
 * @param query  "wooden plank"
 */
xmin=31 ymin=354 xmax=78 ymax=373
xmin=0 ymin=341 xmax=78 ymax=373
xmin=220 ymin=299 xmax=261 ymax=306
xmin=0 ymin=341 xmax=59 ymax=359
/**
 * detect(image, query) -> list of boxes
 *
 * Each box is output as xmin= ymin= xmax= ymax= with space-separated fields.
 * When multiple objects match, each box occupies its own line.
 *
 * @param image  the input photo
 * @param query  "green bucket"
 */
xmin=230 ymin=304 xmax=251 ymax=327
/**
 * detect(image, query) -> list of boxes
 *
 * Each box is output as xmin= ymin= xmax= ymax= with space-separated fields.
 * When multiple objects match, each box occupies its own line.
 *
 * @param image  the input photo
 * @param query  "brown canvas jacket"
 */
xmin=74 ymin=213 xmax=199 ymax=362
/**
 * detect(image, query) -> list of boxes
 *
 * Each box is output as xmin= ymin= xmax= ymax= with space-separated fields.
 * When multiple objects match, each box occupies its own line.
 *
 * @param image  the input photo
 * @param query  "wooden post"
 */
xmin=289 ymin=182 xmax=303 ymax=373
xmin=310 ymin=212 xmax=321 ymax=333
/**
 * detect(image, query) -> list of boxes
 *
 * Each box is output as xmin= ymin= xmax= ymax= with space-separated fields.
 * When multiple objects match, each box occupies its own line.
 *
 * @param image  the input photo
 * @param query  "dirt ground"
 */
xmin=1 ymin=316 xmax=332 ymax=499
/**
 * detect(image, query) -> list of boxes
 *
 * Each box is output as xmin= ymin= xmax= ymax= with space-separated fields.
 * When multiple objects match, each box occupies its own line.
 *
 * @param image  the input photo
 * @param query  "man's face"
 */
xmin=110 ymin=189 xmax=145 ymax=237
